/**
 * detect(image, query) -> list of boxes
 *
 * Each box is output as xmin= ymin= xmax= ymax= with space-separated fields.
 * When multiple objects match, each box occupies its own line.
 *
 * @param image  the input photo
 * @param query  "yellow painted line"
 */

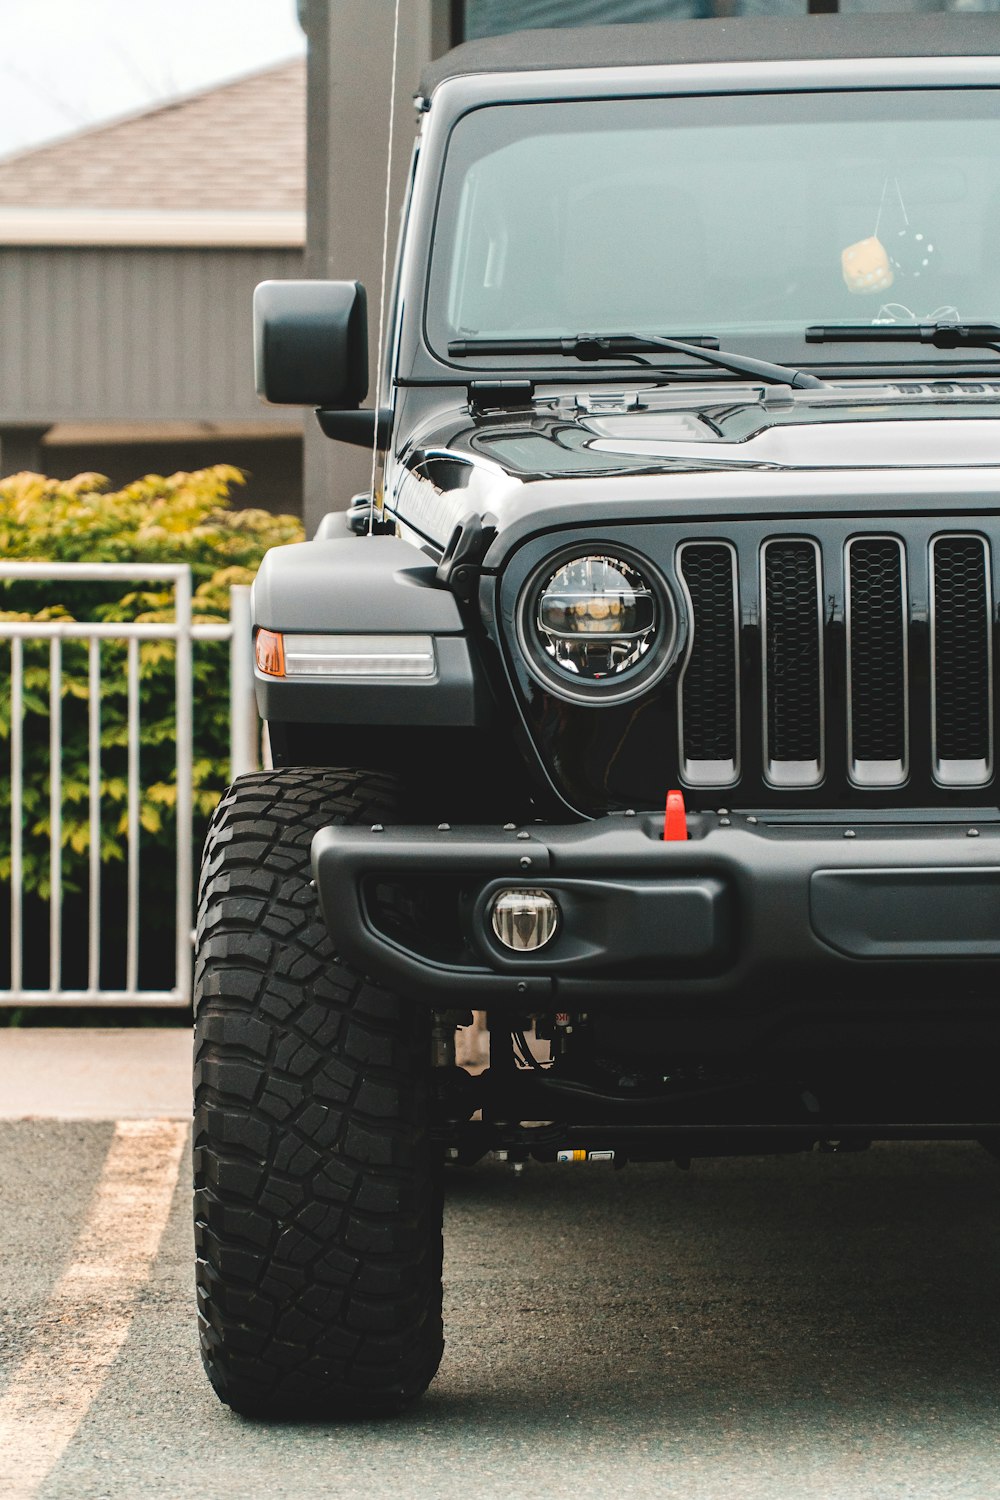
xmin=0 ymin=1119 xmax=187 ymax=1500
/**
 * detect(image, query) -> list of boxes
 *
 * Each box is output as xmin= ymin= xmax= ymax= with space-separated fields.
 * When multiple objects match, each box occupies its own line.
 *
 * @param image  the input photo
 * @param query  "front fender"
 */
xmin=251 ymin=534 xmax=489 ymax=726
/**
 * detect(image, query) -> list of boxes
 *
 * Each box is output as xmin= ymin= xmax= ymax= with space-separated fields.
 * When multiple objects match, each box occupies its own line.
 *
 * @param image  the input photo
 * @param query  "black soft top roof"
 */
xmin=419 ymin=13 xmax=1000 ymax=96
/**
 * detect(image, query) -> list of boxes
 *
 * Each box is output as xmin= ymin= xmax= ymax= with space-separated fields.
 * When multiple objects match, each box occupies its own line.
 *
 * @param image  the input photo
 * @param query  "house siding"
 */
xmin=0 ymin=245 xmax=304 ymax=426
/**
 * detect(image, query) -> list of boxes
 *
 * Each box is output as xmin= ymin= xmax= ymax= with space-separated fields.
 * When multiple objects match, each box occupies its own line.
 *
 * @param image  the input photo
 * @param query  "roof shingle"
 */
xmin=0 ymin=58 xmax=305 ymax=212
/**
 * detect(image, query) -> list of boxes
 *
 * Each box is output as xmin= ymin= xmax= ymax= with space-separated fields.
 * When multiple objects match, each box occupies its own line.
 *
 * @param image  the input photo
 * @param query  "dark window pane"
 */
xmin=460 ymin=0 xmax=998 ymax=36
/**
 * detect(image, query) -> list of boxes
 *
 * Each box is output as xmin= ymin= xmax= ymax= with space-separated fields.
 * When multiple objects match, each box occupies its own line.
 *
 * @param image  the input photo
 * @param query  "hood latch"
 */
xmin=436 ymin=512 xmax=498 ymax=601
xmin=469 ymin=379 xmax=535 ymax=414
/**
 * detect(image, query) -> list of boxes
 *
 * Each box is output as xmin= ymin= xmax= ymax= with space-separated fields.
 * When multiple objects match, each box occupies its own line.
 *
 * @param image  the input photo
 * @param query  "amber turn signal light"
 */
xmin=255 ymin=629 xmax=286 ymax=677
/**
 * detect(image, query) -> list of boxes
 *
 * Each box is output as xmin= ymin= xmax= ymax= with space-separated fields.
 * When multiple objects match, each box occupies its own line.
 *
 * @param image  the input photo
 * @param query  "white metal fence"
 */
xmin=0 ymin=563 xmax=258 ymax=1008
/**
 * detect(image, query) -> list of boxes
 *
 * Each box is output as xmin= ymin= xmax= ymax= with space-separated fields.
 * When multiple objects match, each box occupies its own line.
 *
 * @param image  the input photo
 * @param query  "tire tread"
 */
xmin=193 ymin=768 xmax=443 ymax=1419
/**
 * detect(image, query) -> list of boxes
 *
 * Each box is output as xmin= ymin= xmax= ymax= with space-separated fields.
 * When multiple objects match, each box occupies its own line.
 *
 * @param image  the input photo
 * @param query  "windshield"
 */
xmin=426 ymin=89 xmax=1000 ymax=367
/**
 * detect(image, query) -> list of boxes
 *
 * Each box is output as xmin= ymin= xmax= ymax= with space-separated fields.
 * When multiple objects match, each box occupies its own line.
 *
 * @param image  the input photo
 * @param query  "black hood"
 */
xmin=390 ymin=380 xmax=1000 ymax=549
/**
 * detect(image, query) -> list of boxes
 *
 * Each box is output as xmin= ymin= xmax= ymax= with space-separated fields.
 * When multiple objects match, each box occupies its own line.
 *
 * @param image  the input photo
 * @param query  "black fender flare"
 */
xmin=252 ymin=534 xmax=490 ymax=726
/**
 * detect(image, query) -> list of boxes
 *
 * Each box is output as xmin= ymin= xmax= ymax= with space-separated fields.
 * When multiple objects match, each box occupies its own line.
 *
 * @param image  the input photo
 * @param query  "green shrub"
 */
xmin=0 ymin=467 xmax=302 ymax=988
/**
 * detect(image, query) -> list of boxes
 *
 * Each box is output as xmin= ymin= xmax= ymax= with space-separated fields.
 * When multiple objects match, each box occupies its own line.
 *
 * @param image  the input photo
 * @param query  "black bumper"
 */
xmin=312 ymin=811 xmax=1000 ymax=1008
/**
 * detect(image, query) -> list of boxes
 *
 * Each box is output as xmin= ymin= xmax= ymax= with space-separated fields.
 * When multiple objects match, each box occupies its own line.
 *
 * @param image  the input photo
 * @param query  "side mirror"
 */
xmin=254 ymin=279 xmax=368 ymax=409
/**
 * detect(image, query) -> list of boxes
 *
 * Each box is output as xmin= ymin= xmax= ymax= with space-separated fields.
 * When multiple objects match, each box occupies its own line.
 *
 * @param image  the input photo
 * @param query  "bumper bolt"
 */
xmin=516 ymin=830 xmax=531 ymax=840
xmin=519 ymin=855 xmax=532 ymax=868
xmin=844 ymin=829 xmax=856 ymax=839
xmin=503 ymin=822 xmax=516 ymax=831
xmin=746 ymin=816 xmax=758 ymax=825
xmin=438 ymin=823 xmax=451 ymax=831
xmin=371 ymin=824 xmax=384 ymax=832
xmin=516 ymin=982 xmax=528 ymax=994
xmin=968 ymin=828 xmax=980 ymax=838
xmin=719 ymin=817 xmax=731 ymax=827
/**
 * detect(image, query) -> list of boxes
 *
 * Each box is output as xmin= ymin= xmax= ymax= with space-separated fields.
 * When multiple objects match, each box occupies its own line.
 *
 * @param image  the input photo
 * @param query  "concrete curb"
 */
xmin=0 ymin=1028 xmax=192 ymax=1119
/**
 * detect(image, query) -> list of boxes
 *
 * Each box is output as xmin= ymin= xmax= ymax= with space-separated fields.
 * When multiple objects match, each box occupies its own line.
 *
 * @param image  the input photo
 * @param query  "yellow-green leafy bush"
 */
xmin=0 ymin=467 xmax=302 ymax=990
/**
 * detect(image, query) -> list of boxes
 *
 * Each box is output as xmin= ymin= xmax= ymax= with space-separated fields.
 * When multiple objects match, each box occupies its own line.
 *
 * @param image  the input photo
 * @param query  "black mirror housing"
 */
xmin=254 ymin=279 xmax=369 ymax=408
xmin=316 ymin=407 xmax=393 ymax=448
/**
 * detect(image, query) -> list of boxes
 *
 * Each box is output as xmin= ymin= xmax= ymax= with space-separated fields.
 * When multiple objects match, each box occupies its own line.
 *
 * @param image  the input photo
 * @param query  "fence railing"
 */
xmin=0 ymin=564 xmax=258 ymax=1008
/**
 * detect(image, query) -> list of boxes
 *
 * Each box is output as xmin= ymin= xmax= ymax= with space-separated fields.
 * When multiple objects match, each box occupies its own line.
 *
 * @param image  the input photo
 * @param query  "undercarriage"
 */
xmin=434 ymin=1016 xmax=1000 ymax=1166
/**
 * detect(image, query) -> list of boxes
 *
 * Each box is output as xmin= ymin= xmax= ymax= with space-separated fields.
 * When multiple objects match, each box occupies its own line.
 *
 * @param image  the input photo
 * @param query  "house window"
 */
xmin=456 ymin=0 xmax=998 ymax=38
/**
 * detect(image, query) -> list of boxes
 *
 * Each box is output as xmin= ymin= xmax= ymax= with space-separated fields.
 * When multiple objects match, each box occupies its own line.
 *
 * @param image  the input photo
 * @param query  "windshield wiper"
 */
xmin=806 ymin=321 xmax=1000 ymax=352
xmin=448 ymin=333 xmax=828 ymax=390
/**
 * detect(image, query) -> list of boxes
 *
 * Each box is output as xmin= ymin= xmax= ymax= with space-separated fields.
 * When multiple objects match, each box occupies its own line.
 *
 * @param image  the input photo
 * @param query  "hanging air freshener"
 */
xmin=842 ymin=236 xmax=894 ymax=294
xmin=890 ymin=227 xmax=936 ymax=281
xmin=841 ymin=175 xmax=934 ymax=296
xmin=880 ymin=176 xmax=935 ymax=281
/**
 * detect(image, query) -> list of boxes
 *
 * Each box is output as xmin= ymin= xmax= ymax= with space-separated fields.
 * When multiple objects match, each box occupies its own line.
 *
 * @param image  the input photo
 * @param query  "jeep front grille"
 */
xmin=761 ymin=540 xmax=824 ymax=788
xmin=930 ymin=534 xmax=993 ymax=785
xmin=678 ymin=529 xmax=995 ymax=794
xmin=677 ymin=542 xmax=739 ymax=786
xmin=846 ymin=536 xmax=908 ymax=787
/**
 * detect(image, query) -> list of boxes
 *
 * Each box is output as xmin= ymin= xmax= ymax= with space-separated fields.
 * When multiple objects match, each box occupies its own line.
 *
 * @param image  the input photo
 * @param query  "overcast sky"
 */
xmin=0 ymin=0 xmax=305 ymax=160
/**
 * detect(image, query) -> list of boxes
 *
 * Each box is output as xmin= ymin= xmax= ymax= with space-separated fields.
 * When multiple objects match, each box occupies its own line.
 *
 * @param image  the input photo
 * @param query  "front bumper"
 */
xmin=312 ymin=810 xmax=1000 ymax=1009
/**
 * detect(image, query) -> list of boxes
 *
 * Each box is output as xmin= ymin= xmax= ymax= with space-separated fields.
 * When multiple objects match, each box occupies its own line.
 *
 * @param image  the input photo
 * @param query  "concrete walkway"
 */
xmin=0 ymin=1027 xmax=191 ymax=1119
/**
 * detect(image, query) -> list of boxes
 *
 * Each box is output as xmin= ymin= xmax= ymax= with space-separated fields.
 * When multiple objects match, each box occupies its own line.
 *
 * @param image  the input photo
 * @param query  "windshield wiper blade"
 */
xmin=448 ymin=333 xmax=828 ymax=390
xmin=637 ymin=333 xmax=827 ymax=390
xmin=448 ymin=334 xmax=721 ymax=357
xmin=806 ymin=321 xmax=1000 ymax=351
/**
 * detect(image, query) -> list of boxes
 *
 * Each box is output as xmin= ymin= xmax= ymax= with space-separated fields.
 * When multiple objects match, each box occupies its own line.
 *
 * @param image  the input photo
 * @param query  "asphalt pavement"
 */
xmin=1 ymin=1034 xmax=1000 ymax=1499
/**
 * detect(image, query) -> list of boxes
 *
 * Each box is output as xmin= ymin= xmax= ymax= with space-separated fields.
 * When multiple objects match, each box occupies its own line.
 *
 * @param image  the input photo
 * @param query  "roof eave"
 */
xmin=0 ymin=207 xmax=305 ymax=248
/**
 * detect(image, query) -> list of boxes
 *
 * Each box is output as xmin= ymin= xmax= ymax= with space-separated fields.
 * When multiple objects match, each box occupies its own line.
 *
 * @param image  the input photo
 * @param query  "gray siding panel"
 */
xmin=0 ymin=246 xmax=304 ymax=424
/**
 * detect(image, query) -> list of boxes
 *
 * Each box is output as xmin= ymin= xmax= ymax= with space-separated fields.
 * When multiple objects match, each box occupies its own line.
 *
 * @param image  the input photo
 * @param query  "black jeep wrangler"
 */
xmin=194 ymin=14 xmax=1000 ymax=1418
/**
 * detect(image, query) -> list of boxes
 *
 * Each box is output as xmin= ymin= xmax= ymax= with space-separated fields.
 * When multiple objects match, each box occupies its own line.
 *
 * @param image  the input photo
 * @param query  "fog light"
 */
xmin=490 ymin=889 xmax=560 ymax=951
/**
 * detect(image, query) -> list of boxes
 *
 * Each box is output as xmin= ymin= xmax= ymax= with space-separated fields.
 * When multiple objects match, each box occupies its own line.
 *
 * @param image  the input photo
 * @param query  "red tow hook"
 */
xmin=663 ymin=788 xmax=688 ymax=842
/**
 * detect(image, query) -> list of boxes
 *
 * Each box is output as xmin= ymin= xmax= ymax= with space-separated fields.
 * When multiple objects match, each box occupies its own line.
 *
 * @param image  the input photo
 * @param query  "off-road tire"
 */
xmin=193 ymin=768 xmax=443 ymax=1418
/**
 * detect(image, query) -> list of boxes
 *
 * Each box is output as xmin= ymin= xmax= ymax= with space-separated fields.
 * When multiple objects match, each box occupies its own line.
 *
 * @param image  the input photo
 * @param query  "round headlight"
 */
xmin=536 ymin=555 xmax=657 ymax=680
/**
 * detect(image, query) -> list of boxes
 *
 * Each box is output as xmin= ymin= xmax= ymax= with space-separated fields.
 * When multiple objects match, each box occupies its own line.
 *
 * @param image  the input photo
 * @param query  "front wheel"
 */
xmin=193 ymin=768 xmax=443 ymax=1418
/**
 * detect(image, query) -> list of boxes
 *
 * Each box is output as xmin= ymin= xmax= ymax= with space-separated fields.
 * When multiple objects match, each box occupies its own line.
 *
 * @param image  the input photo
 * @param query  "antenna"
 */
xmin=368 ymin=0 xmax=402 ymax=536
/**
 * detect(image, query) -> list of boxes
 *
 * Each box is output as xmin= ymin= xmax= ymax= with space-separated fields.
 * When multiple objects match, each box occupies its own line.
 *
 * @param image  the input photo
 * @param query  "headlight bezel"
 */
xmin=516 ymin=543 xmax=678 ymax=706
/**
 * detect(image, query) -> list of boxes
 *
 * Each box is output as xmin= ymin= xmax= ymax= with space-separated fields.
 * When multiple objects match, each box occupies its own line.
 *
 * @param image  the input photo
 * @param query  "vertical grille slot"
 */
xmin=846 ymin=536 xmax=908 ymax=787
xmin=930 ymin=534 xmax=992 ymax=786
xmin=762 ymin=539 xmax=823 ymax=787
xmin=677 ymin=542 xmax=739 ymax=786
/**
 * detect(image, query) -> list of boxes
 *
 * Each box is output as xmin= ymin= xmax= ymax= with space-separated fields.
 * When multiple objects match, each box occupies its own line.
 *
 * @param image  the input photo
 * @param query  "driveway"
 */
xmin=0 ymin=1031 xmax=999 ymax=1500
